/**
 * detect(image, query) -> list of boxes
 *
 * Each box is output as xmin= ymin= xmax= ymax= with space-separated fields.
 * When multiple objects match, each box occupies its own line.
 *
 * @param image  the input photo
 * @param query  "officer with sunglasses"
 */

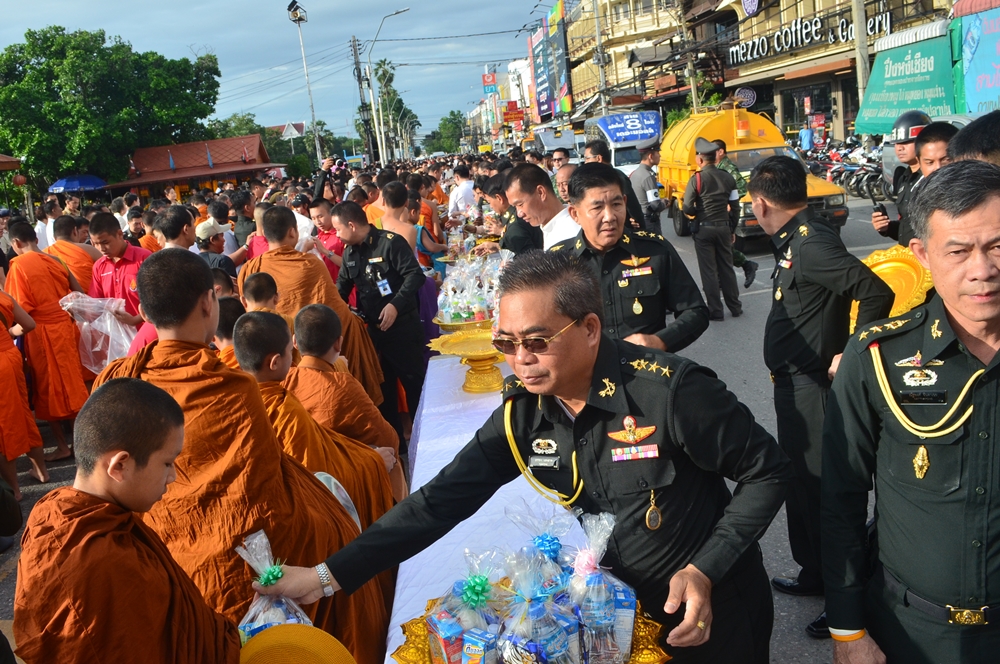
xmin=551 ymin=163 xmax=709 ymax=353
xmin=255 ymin=250 xmax=792 ymax=664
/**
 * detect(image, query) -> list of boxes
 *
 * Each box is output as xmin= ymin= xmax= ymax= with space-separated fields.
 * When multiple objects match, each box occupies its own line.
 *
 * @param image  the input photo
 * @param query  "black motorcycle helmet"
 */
xmin=885 ymin=110 xmax=931 ymax=145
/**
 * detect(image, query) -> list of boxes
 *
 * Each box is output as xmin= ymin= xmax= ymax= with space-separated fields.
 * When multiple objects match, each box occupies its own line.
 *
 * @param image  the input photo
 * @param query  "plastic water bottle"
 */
xmin=527 ymin=601 xmax=574 ymax=664
xmin=580 ymin=574 xmax=621 ymax=664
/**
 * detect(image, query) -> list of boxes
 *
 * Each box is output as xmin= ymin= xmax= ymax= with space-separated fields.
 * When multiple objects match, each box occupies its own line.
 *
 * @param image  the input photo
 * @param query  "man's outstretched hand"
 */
xmin=252 ymin=564 xmax=336 ymax=605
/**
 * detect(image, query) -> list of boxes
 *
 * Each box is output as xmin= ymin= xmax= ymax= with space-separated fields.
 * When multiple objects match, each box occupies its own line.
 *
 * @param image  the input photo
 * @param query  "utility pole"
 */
xmin=851 ymin=0 xmax=871 ymax=104
xmin=678 ymin=12 xmax=699 ymax=113
xmin=288 ymin=4 xmax=323 ymax=167
xmin=351 ymin=36 xmax=377 ymax=163
xmin=592 ymin=0 xmax=609 ymax=117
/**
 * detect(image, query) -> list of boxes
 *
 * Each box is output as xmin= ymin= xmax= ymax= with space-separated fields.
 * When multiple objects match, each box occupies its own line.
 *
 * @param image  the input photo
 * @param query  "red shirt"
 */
xmin=127 ymin=321 xmax=159 ymax=355
xmin=315 ymin=229 xmax=345 ymax=281
xmin=246 ymin=235 xmax=269 ymax=261
xmin=89 ymin=244 xmax=151 ymax=323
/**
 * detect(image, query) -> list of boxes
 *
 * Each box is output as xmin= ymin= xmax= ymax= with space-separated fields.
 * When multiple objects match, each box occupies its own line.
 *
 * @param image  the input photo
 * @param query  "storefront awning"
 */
xmin=855 ymin=35 xmax=955 ymax=135
xmin=874 ymin=19 xmax=950 ymax=52
xmin=726 ymin=50 xmax=854 ymax=87
xmin=954 ymin=0 xmax=1000 ymax=17
xmin=628 ymin=42 xmax=675 ymax=68
xmin=685 ymin=0 xmax=723 ymax=21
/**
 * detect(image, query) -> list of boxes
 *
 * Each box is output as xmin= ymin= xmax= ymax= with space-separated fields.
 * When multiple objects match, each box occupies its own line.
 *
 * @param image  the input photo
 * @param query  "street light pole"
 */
xmin=287 ymin=2 xmax=323 ymax=167
xmin=367 ymin=8 xmax=410 ymax=165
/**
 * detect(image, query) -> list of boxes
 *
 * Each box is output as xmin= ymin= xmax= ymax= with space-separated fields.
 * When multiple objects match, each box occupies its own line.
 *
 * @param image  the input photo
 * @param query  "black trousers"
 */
xmin=654 ymin=546 xmax=774 ymax=664
xmin=368 ymin=311 xmax=426 ymax=450
xmin=773 ymin=378 xmax=829 ymax=588
xmin=693 ymin=224 xmax=741 ymax=317
xmin=866 ymin=567 xmax=1000 ymax=663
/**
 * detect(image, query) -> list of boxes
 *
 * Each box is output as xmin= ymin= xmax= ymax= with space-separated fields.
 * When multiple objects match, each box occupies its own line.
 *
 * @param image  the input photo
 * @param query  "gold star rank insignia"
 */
xmin=647 ymin=361 xmax=661 ymax=374
xmin=629 ymin=359 xmax=648 ymax=371
xmin=661 ymin=366 xmax=672 ymax=377
xmin=798 ymin=225 xmax=809 ymax=237
xmin=598 ymin=378 xmax=617 ymax=398
xmin=858 ymin=330 xmax=869 ymax=340
xmin=608 ymin=415 xmax=657 ymax=444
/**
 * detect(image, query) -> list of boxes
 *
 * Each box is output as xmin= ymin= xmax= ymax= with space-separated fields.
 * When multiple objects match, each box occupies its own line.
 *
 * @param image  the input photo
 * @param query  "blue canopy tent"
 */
xmin=48 ymin=174 xmax=107 ymax=193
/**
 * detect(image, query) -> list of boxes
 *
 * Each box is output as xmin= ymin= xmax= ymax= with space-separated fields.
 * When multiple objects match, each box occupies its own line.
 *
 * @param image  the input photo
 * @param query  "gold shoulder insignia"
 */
xmin=575 ymin=238 xmax=582 ymax=249
xmin=501 ymin=377 xmax=527 ymax=396
xmin=798 ymin=225 xmax=809 ymax=237
xmin=549 ymin=244 xmax=564 ymax=252
xmin=621 ymin=234 xmax=630 ymax=244
xmin=931 ymin=319 xmax=942 ymax=339
xmin=636 ymin=231 xmax=648 ymax=237
xmin=661 ymin=365 xmax=673 ymax=377
xmin=629 ymin=359 xmax=649 ymax=371
xmin=598 ymin=378 xmax=616 ymax=398
xmin=858 ymin=330 xmax=869 ymax=341
xmin=779 ymin=232 xmax=788 ymax=239
xmin=656 ymin=234 xmax=664 ymax=241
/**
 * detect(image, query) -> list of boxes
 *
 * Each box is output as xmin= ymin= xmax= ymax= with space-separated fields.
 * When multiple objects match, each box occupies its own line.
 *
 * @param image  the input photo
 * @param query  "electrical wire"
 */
xmin=219 ymin=43 xmax=352 ymax=85
xmin=367 ymin=28 xmax=526 ymax=42
xmin=217 ymin=48 xmax=352 ymax=101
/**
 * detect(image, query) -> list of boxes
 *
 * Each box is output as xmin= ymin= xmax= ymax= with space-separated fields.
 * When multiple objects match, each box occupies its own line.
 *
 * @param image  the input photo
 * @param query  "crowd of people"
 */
xmin=0 ymin=109 xmax=999 ymax=664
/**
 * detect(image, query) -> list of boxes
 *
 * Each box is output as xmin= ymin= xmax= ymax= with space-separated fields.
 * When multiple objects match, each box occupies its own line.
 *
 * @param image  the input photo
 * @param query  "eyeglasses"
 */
xmin=492 ymin=319 xmax=578 ymax=355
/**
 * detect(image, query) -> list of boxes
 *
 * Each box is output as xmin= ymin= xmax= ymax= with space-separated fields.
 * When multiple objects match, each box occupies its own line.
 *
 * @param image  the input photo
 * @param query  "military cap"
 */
xmin=636 ymin=135 xmax=661 ymax=153
xmin=695 ymin=137 xmax=719 ymax=155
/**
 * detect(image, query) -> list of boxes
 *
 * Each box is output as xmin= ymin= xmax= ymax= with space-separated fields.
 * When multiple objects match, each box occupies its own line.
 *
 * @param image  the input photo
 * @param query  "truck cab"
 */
xmin=584 ymin=111 xmax=662 ymax=177
xmin=658 ymin=108 xmax=848 ymax=238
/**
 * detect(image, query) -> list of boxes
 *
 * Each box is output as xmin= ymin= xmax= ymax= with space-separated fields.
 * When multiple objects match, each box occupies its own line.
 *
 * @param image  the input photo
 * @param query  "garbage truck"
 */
xmin=584 ymin=111 xmax=661 ymax=177
xmin=658 ymin=107 xmax=848 ymax=237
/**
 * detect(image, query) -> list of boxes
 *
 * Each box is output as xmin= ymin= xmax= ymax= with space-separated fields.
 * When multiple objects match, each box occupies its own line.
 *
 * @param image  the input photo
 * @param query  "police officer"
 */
xmin=683 ymin=137 xmax=742 ymax=321
xmin=630 ymin=135 xmax=666 ymax=235
xmin=749 ymin=156 xmax=894 ymax=639
xmin=258 ymin=250 xmax=792 ymax=664
xmin=553 ymin=162 xmax=709 ymax=352
xmin=872 ymin=110 xmax=930 ymax=247
xmin=823 ymin=160 xmax=1000 ymax=664
xmin=331 ymin=200 xmax=427 ymax=445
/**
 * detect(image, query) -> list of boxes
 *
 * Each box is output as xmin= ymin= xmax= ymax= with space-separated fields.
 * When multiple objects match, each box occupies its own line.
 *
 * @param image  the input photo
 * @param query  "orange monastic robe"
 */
xmin=14 ymin=487 xmax=241 ymax=664
xmin=0 ymin=293 xmax=44 ymax=461
xmin=5 ymin=252 xmax=88 ymax=421
xmin=43 ymin=241 xmax=95 ymax=293
xmin=237 ymin=247 xmax=384 ymax=405
xmin=95 ymin=341 xmax=388 ymax=664
xmin=430 ymin=183 xmax=448 ymax=206
xmin=217 ymin=344 xmax=240 ymax=370
xmin=139 ymin=234 xmax=161 ymax=254
xmin=285 ymin=356 xmax=407 ymax=502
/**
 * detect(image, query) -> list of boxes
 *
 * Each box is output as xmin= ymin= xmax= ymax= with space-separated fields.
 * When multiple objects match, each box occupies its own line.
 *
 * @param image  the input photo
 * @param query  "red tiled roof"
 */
xmin=267 ymin=122 xmax=306 ymax=136
xmin=107 ymin=162 xmax=287 ymax=188
xmin=0 ymin=154 xmax=21 ymax=172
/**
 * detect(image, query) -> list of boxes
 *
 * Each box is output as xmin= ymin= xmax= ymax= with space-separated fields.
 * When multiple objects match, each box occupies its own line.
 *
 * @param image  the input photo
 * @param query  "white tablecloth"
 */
xmin=384 ymin=355 xmax=584 ymax=661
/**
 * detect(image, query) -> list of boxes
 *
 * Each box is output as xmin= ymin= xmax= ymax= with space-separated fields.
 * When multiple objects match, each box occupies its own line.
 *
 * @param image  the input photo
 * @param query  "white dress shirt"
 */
xmin=540 ymin=207 xmax=582 ymax=250
xmin=34 ymin=220 xmax=50 ymax=250
xmin=448 ymin=179 xmax=476 ymax=217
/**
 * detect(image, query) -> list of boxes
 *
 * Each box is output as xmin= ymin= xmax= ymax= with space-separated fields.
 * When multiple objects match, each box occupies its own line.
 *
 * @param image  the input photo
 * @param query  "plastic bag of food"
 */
xmin=234 ymin=530 xmax=312 ymax=645
xmin=429 ymin=549 xmax=509 ymax=634
xmin=59 ymin=292 xmax=137 ymax=374
xmin=497 ymin=549 xmax=576 ymax=664
xmin=505 ymin=499 xmax=579 ymax=577
xmin=569 ymin=513 xmax=627 ymax=664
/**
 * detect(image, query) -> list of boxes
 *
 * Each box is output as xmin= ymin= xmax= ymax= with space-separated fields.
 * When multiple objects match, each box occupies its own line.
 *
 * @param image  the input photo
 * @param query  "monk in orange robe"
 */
xmin=237 ymin=206 xmax=383 ymax=405
xmin=95 ymin=249 xmax=387 ymax=664
xmin=14 ymin=378 xmax=240 ymax=664
xmin=213 ymin=296 xmax=245 ymax=371
xmin=6 ymin=221 xmax=89 ymax=462
xmin=42 ymin=215 xmax=102 ymax=292
xmin=240 ymin=271 xmax=301 ymax=366
xmin=286 ymin=304 xmax=407 ymax=502
xmin=139 ymin=210 xmax=161 ymax=253
xmin=0 ymin=292 xmax=49 ymax=500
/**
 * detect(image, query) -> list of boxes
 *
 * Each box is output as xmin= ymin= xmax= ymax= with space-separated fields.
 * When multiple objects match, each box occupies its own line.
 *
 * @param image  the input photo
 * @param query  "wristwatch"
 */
xmin=315 ymin=563 xmax=335 ymax=597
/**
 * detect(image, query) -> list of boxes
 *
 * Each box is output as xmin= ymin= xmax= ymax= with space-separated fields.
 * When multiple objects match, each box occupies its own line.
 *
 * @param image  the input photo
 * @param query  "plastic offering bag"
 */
xmin=59 ymin=292 xmax=137 ymax=374
xmin=234 ymin=530 xmax=312 ymax=645
xmin=505 ymin=499 xmax=579 ymax=576
xmin=569 ymin=513 xmax=626 ymax=664
xmin=497 ymin=549 xmax=576 ymax=664
xmin=429 ymin=549 xmax=508 ymax=633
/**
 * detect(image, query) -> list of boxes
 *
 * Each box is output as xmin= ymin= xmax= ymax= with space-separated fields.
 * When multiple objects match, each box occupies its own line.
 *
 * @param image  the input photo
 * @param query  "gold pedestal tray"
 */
xmin=849 ymin=245 xmax=934 ymax=333
xmin=431 ymin=316 xmax=494 ymax=334
xmin=428 ymin=330 xmax=504 ymax=393
xmin=390 ymin=599 xmax=671 ymax=664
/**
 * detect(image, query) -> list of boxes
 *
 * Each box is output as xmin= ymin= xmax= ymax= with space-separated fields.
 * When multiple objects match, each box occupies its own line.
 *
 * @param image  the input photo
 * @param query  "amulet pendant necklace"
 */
xmin=645 ymin=490 xmax=662 ymax=530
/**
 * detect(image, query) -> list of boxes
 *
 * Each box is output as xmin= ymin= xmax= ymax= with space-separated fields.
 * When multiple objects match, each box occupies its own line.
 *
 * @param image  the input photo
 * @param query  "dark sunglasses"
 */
xmin=492 ymin=319 xmax=578 ymax=355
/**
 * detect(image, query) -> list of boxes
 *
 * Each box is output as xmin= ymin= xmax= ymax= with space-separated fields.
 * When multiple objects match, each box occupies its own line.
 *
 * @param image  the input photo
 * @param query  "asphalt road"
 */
xmin=0 ymin=197 xmax=894 ymax=662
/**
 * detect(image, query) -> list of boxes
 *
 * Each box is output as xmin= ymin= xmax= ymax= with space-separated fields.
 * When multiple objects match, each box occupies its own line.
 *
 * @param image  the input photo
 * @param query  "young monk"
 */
xmin=237 ymin=206 xmax=384 ymax=405
xmin=212 ymin=266 xmax=236 ymax=298
xmin=240 ymin=271 xmax=301 ymax=366
xmin=94 ymin=249 xmax=388 ymax=664
xmin=139 ymin=210 xmax=161 ymax=253
xmin=286 ymin=304 xmax=407 ymax=502
xmin=14 ymin=378 xmax=241 ymax=664
xmin=0 ymin=291 xmax=49 ymax=499
xmin=214 ymin=297 xmax=246 ymax=370
xmin=6 ymin=221 xmax=89 ymax=462
xmin=43 ymin=215 xmax=101 ymax=292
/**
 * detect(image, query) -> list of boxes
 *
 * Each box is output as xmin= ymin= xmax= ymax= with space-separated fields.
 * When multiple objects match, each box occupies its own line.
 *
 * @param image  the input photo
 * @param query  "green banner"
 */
xmin=856 ymin=36 xmax=955 ymax=135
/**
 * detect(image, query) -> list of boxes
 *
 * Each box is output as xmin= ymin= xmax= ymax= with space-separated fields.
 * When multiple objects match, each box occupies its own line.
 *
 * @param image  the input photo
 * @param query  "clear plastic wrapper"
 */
xmin=234 ymin=530 xmax=312 ymax=644
xmin=428 ymin=549 xmax=509 ymax=633
xmin=436 ymin=254 xmax=502 ymax=324
xmin=497 ymin=549 xmax=576 ymax=664
xmin=506 ymin=500 xmax=580 ymax=577
xmin=59 ymin=292 xmax=137 ymax=374
xmin=568 ymin=513 xmax=626 ymax=664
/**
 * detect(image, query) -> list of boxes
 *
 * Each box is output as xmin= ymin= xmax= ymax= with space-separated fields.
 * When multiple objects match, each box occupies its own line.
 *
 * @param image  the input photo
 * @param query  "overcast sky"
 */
xmin=1 ymin=1 xmax=542 ymax=140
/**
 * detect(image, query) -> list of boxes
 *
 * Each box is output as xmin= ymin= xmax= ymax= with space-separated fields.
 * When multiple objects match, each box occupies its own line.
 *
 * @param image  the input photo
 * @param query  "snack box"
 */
xmin=462 ymin=628 xmax=497 ymax=664
xmin=554 ymin=611 xmax=582 ymax=663
xmin=613 ymin=582 xmax=637 ymax=660
xmin=427 ymin=610 xmax=464 ymax=664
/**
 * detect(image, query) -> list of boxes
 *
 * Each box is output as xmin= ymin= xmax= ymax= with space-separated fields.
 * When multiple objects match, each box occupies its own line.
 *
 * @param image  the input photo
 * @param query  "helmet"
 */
xmin=886 ymin=110 xmax=931 ymax=145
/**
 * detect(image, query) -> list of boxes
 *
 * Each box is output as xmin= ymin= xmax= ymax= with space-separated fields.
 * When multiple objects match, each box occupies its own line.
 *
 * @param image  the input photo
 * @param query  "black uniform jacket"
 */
xmin=336 ymin=227 xmax=425 ymax=323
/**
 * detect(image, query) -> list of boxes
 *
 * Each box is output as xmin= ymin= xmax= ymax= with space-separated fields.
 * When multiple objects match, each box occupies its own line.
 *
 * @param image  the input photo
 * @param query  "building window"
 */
xmin=638 ymin=0 xmax=653 ymax=14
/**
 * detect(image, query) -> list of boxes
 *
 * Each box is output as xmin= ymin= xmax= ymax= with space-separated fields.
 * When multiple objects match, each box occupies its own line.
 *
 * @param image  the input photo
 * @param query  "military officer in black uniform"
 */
xmin=552 ymin=162 xmax=709 ymax=352
xmin=872 ymin=110 xmax=931 ymax=247
xmin=823 ymin=160 xmax=1000 ymax=664
xmin=332 ymin=200 xmax=427 ymax=445
xmin=256 ymin=250 xmax=792 ymax=664
xmin=750 ymin=156 xmax=894 ymax=638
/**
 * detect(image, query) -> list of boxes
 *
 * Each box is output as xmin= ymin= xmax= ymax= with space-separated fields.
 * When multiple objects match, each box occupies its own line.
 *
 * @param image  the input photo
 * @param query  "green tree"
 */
xmin=0 ymin=26 xmax=219 ymax=186
xmin=423 ymin=111 xmax=466 ymax=154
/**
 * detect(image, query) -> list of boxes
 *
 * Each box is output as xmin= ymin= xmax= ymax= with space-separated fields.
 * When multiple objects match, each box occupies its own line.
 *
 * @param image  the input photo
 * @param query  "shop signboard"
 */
xmin=503 ymin=110 xmax=525 ymax=122
xmin=963 ymin=8 xmax=1000 ymax=113
xmin=545 ymin=0 xmax=574 ymax=115
xmin=855 ymin=36 xmax=954 ymax=134
xmin=529 ymin=27 xmax=552 ymax=121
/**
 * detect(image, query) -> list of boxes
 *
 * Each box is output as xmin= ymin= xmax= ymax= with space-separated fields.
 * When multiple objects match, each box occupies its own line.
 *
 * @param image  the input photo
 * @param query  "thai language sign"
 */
xmin=963 ymin=8 xmax=1000 ymax=113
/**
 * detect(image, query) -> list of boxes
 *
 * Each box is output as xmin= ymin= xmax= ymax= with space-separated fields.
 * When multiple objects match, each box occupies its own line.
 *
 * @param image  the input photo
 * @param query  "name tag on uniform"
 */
xmin=347 ymin=261 xmax=356 ymax=267
xmin=612 ymin=444 xmax=659 ymax=462
xmin=377 ymin=279 xmax=392 ymax=296
xmin=529 ymin=455 xmax=560 ymax=470
xmin=368 ymin=256 xmax=384 ymax=264
xmin=899 ymin=390 xmax=948 ymax=404
xmin=620 ymin=267 xmax=653 ymax=280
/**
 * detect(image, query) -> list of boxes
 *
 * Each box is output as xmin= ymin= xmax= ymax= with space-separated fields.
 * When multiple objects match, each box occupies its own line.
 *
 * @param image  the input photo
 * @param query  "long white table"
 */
xmin=384 ymin=355 xmax=585 ymax=661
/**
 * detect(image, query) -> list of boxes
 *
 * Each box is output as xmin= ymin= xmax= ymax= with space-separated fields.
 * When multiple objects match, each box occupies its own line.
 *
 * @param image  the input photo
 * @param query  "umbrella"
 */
xmin=49 ymin=174 xmax=107 ymax=193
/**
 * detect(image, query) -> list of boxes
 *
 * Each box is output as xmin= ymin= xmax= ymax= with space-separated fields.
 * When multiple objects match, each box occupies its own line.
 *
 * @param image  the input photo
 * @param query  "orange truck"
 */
xmin=658 ymin=107 xmax=848 ymax=238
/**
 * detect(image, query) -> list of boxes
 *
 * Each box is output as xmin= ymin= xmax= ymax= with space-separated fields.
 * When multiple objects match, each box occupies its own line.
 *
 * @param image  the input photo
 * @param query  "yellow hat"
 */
xmin=240 ymin=624 xmax=356 ymax=664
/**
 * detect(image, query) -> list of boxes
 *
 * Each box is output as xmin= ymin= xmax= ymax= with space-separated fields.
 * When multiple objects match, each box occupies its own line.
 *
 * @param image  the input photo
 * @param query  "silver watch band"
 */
xmin=315 ymin=563 xmax=335 ymax=597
